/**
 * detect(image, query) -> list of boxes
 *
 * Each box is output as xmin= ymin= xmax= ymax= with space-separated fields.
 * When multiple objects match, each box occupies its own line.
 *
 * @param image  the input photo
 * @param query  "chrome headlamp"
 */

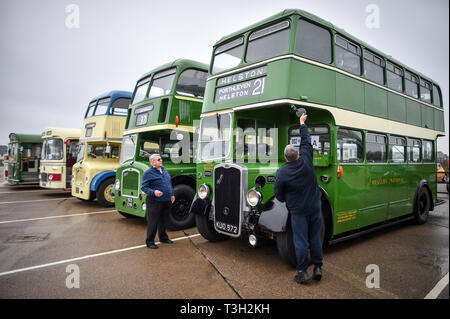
xmin=114 ymin=180 xmax=120 ymax=190
xmin=246 ymin=188 xmax=262 ymax=207
xmin=198 ymin=184 xmax=210 ymax=200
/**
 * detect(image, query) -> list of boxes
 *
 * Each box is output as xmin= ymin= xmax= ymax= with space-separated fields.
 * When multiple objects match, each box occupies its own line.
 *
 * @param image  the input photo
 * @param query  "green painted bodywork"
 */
xmin=7 ymin=133 xmax=43 ymax=185
xmin=197 ymin=10 xmax=443 ymax=239
xmin=115 ymin=59 xmax=208 ymax=217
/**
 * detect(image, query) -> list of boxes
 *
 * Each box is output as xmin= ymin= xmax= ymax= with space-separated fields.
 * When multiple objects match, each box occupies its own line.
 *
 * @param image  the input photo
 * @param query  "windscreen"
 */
xmin=41 ymin=138 xmax=63 ymax=160
xmin=199 ymin=113 xmax=232 ymax=161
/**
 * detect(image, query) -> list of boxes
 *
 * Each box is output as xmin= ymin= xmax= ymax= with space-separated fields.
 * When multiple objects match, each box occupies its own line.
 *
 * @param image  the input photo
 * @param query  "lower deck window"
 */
xmin=337 ymin=128 xmax=363 ymax=163
xmin=366 ymin=133 xmax=387 ymax=163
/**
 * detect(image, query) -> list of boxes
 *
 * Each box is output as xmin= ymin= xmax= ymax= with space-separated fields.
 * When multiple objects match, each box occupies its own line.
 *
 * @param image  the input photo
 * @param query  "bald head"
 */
xmin=284 ymin=144 xmax=299 ymax=162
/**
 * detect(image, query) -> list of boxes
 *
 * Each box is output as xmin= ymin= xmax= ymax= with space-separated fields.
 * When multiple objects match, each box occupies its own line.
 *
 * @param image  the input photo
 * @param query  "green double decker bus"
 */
xmin=190 ymin=9 xmax=445 ymax=267
xmin=114 ymin=59 xmax=208 ymax=230
xmin=6 ymin=133 xmax=43 ymax=185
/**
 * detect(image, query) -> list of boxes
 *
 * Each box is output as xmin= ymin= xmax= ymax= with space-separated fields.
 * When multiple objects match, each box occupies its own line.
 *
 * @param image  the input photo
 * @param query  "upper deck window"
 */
xmin=246 ymin=20 xmax=291 ymax=64
xmin=386 ymin=61 xmax=403 ymax=92
xmin=94 ymin=98 xmax=111 ymax=115
xmin=132 ymin=77 xmax=151 ymax=104
xmin=176 ymin=69 xmax=208 ymax=98
xmin=110 ymin=98 xmax=130 ymax=116
xmin=295 ymin=19 xmax=331 ymax=64
xmin=335 ymin=35 xmax=361 ymax=75
xmin=86 ymin=101 xmax=97 ymax=118
xmin=405 ymin=71 xmax=419 ymax=98
xmin=212 ymin=37 xmax=244 ymax=75
xmin=149 ymin=68 xmax=176 ymax=98
xmin=364 ymin=49 xmax=385 ymax=85
xmin=432 ymin=85 xmax=442 ymax=107
xmin=420 ymin=79 xmax=431 ymax=103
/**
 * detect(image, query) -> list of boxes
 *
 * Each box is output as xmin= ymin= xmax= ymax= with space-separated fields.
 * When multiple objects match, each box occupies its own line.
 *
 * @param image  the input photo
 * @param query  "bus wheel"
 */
xmin=195 ymin=212 xmax=228 ymax=242
xmin=97 ymin=178 xmax=115 ymax=207
xmin=276 ymin=222 xmax=297 ymax=268
xmin=414 ymin=187 xmax=431 ymax=225
xmin=167 ymin=184 xmax=196 ymax=230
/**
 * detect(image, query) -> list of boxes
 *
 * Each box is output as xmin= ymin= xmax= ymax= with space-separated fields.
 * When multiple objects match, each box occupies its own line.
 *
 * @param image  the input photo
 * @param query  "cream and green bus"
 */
xmin=72 ymin=91 xmax=132 ymax=207
xmin=191 ymin=9 xmax=445 ymax=267
xmin=39 ymin=127 xmax=81 ymax=190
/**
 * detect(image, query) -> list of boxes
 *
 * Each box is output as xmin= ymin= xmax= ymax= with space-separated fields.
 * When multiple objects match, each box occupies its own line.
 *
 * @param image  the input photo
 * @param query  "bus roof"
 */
xmin=41 ymin=127 xmax=82 ymax=140
xmin=137 ymin=59 xmax=209 ymax=81
xmin=88 ymin=90 xmax=133 ymax=105
xmin=8 ymin=133 xmax=43 ymax=144
xmin=213 ymin=9 xmax=436 ymax=85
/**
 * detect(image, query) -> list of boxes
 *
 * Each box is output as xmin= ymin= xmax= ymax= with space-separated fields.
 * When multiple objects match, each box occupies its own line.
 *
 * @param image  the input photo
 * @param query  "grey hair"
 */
xmin=284 ymin=145 xmax=299 ymax=162
xmin=150 ymin=153 xmax=161 ymax=162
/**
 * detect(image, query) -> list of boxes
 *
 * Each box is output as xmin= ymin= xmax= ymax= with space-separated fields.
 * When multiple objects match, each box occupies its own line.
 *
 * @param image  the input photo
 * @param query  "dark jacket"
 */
xmin=141 ymin=166 xmax=174 ymax=202
xmin=274 ymin=124 xmax=321 ymax=215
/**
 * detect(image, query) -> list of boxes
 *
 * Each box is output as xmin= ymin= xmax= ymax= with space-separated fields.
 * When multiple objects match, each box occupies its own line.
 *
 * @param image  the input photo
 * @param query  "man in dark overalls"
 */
xmin=141 ymin=153 xmax=175 ymax=249
xmin=274 ymin=111 xmax=323 ymax=284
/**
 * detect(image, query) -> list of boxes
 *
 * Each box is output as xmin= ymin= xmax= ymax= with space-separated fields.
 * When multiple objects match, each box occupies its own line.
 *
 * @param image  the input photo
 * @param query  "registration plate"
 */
xmin=215 ymin=221 xmax=238 ymax=235
xmin=75 ymin=187 xmax=79 ymax=194
xmin=127 ymin=198 xmax=133 ymax=208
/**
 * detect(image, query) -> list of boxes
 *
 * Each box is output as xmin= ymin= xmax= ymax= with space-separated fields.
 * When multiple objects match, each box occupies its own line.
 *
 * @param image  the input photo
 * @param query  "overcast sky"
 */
xmin=0 ymin=0 xmax=448 ymax=153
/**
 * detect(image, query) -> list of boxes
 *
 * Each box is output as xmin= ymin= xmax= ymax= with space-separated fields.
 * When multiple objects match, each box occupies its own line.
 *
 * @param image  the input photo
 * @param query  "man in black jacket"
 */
xmin=274 ymin=112 xmax=323 ymax=284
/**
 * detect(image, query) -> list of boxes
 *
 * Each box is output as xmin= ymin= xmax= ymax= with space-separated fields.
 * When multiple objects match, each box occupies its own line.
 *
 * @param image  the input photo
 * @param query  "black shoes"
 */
xmin=294 ymin=271 xmax=311 ymax=284
xmin=313 ymin=266 xmax=322 ymax=281
xmin=294 ymin=266 xmax=322 ymax=284
xmin=147 ymin=239 xmax=173 ymax=248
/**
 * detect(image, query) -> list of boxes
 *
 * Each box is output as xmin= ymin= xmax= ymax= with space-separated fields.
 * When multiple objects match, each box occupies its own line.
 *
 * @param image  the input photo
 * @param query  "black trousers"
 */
xmin=146 ymin=198 xmax=171 ymax=245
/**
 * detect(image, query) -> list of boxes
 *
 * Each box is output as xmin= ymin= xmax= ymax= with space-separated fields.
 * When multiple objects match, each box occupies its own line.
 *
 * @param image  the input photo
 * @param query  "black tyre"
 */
xmin=276 ymin=222 xmax=297 ymax=268
xmin=413 ymin=187 xmax=431 ymax=225
xmin=167 ymin=184 xmax=196 ymax=230
xmin=96 ymin=177 xmax=115 ymax=207
xmin=195 ymin=211 xmax=228 ymax=242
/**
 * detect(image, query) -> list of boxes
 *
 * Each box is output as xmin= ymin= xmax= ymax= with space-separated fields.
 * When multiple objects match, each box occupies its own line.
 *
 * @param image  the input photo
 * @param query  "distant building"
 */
xmin=0 ymin=145 xmax=7 ymax=156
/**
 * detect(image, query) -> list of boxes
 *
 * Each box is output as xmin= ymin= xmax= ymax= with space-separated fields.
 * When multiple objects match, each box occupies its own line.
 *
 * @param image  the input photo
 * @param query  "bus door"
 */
xmin=361 ymin=133 xmax=389 ymax=227
xmin=387 ymin=136 xmax=410 ymax=219
xmin=21 ymin=144 xmax=40 ymax=182
xmin=335 ymin=128 xmax=365 ymax=232
xmin=66 ymin=139 xmax=79 ymax=188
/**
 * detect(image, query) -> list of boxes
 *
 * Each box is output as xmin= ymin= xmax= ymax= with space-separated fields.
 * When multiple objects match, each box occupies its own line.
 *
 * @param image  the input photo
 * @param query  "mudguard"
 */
xmin=258 ymin=197 xmax=289 ymax=233
xmin=189 ymin=197 xmax=209 ymax=216
xmin=90 ymin=171 xmax=116 ymax=192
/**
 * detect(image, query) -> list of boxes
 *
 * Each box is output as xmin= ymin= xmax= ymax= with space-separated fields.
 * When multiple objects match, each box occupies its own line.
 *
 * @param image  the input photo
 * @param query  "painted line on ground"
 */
xmin=424 ymin=272 xmax=449 ymax=299
xmin=0 ymin=189 xmax=70 ymax=194
xmin=0 ymin=233 xmax=201 ymax=277
xmin=0 ymin=209 xmax=117 ymax=224
xmin=0 ymin=197 xmax=76 ymax=205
